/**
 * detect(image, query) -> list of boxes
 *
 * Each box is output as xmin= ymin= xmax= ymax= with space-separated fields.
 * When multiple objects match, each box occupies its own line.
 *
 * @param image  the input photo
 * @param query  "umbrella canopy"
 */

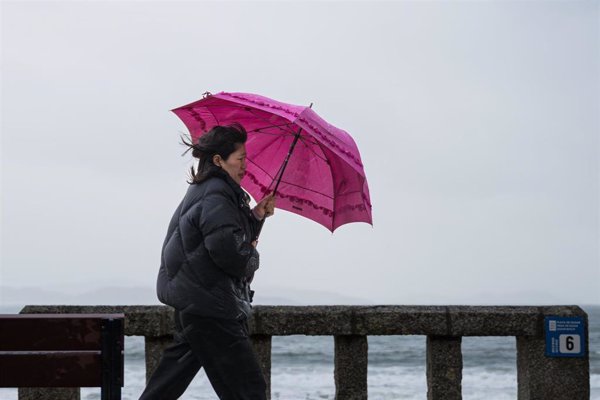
xmin=172 ymin=91 xmax=372 ymax=232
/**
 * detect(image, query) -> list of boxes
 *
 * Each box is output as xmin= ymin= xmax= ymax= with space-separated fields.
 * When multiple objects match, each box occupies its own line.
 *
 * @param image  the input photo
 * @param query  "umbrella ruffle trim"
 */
xmin=187 ymin=109 xmax=207 ymax=132
xmin=221 ymin=92 xmax=301 ymax=119
xmin=245 ymin=171 xmax=371 ymax=218
xmin=220 ymin=92 xmax=364 ymax=170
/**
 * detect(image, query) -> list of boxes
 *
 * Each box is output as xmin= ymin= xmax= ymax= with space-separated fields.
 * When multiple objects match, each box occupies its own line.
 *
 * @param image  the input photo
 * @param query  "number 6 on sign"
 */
xmin=559 ymin=334 xmax=580 ymax=353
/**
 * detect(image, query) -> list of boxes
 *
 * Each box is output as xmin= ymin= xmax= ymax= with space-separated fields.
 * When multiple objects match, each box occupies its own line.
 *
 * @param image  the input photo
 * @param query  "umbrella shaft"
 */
xmin=272 ymin=128 xmax=302 ymax=195
xmin=255 ymin=128 xmax=302 ymax=241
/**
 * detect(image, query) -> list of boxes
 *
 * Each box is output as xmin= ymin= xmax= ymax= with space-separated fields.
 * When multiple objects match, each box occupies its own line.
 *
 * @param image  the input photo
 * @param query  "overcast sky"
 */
xmin=1 ymin=1 xmax=598 ymax=306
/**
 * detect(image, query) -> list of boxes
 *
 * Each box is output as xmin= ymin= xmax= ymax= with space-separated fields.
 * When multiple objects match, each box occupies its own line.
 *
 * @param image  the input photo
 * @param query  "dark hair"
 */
xmin=181 ymin=123 xmax=248 ymax=184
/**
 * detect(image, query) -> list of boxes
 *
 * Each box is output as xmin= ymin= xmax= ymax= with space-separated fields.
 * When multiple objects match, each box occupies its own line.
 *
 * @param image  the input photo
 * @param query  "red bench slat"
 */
xmin=0 ymin=352 xmax=103 ymax=387
xmin=0 ymin=314 xmax=124 ymax=351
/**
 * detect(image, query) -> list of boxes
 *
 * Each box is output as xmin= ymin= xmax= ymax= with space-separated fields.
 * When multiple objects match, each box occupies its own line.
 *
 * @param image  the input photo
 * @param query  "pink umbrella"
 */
xmin=171 ymin=91 xmax=372 ymax=234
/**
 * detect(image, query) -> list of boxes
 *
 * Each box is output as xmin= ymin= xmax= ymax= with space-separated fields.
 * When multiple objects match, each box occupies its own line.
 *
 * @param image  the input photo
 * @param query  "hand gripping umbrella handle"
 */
xmin=254 ymin=128 xmax=303 ymax=241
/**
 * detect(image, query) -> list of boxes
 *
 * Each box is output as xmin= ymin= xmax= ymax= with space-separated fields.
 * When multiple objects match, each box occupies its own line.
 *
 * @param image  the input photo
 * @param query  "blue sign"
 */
xmin=545 ymin=316 xmax=585 ymax=358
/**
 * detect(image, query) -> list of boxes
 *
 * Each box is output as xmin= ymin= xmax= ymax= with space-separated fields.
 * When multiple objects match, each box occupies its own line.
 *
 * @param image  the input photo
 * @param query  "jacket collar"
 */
xmin=208 ymin=168 xmax=251 ymax=209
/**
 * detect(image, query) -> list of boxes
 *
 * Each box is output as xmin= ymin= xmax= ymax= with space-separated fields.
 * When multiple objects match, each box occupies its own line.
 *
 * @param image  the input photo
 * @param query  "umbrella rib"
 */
xmin=197 ymin=104 xmax=293 ymax=133
xmin=268 ymin=178 xmax=335 ymax=199
xmin=209 ymin=107 xmax=221 ymax=126
xmin=247 ymin=158 xmax=277 ymax=181
xmin=249 ymin=131 xmax=291 ymax=137
xmin=195 ymin=104 xmax=222 ymax=126
xmin=246 ymin=158 xmax=334 ymax=199
xmin=244 ymin=109 xmax=298 ymax=136
xmin=247 ymin=122 xmax=297 ymax=135
xmin=298 ymin=136 xmax=329 ymax=163
xmin=188 ymin=104 xmax=299 ymax=136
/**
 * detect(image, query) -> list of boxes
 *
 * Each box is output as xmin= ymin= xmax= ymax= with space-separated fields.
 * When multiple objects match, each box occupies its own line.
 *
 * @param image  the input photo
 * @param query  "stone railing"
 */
xmin=17 ymin=305 xmax=590 ymax=400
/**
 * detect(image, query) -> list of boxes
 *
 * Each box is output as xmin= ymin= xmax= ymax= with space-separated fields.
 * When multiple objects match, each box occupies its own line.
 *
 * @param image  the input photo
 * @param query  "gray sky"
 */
xmin=1 ymin=1 xmax=598 ymax=306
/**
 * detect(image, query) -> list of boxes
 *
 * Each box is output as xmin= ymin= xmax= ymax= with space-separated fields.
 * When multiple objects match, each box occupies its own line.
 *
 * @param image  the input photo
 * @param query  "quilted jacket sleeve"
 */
xmin=199 ymin=182 xmax=259 ymax=279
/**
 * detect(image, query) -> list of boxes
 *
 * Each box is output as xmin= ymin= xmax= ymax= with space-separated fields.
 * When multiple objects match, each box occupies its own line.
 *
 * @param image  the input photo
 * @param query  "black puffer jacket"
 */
xmin=156 ymin=169 xmax=260 ymax=320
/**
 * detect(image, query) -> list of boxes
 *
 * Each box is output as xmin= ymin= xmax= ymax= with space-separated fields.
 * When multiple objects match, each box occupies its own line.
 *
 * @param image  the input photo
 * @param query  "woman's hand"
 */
xmin=252 ymin=193 xmax=276 ymax=220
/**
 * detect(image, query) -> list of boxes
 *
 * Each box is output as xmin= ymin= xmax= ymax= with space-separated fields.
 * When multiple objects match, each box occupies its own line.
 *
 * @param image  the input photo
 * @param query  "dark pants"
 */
xmin=139 ymin=311 xmax=267 ymax=400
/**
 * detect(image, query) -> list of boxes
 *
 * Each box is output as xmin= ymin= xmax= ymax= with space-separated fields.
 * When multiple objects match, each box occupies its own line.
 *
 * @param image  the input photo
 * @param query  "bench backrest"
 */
xmin=0 ymin=314 xmax=124 ymax=398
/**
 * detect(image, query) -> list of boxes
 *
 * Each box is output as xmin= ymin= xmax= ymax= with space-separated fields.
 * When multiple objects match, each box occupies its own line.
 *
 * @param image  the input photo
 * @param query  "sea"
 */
xmin=0 ymin=305 xmax=598 ymax=400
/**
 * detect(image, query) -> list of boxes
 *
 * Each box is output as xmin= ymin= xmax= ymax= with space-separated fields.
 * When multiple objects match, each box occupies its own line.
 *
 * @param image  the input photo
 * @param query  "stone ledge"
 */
xmin=20 ymin=305 xmax=174 ymax=336
xmin=19 ymin=304 xmax=587 ymax=337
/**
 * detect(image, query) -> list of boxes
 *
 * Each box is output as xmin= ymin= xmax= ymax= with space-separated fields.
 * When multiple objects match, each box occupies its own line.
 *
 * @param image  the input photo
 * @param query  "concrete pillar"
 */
xmin=516 ymin=335 xmax=589 ymax=400
xmin=334 ymin=335 xmax=368 ymax=400
xmin=144 ymin=335 xmax=173 ymax=383
xmin=19 ymin=388 xmax=79 ymax=400
xmin=251 ymin=334 xmax=272 ymax=400
xmin=426 ymin=335 xmax=462 ymax=400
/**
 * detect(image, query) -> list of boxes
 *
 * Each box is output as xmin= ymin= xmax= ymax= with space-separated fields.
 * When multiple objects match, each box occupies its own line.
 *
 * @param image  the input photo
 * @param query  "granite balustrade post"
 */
xmin=144 ymin=335 xmax=174 ymax=383
xmin=515 ymin=306 xmax=590 ymax=400
xmin=334 ymin=335 xmax=368 ymax=400
xmin=251 ymin=334 xmax=272 ymax=400
xmin=426 ymin=335 xmax=462 ymax=400
xmin=516 ymin=335 xmax=590 ymax=400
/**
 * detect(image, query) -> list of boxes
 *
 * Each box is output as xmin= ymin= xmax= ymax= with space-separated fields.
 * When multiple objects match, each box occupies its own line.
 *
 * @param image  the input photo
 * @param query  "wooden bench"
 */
xmin=0 ymin=314 xmax=124 ymax=400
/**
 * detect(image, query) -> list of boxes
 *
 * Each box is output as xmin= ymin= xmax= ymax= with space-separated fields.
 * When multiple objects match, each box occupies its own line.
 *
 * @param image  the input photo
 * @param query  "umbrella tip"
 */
xmin=309 ymin=102 xmax=313 ymax=108
xmin=202 ymin=91 xmax=212 ymax=98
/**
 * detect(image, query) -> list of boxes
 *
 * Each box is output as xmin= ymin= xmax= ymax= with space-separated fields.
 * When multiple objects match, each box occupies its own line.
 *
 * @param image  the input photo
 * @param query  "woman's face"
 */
xmin=216 ymin=143 xmax=247 ymax=184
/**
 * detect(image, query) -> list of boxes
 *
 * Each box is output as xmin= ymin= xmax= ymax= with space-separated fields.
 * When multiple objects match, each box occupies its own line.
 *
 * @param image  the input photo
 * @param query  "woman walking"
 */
xmin=139 ymin=124 xmax=275 ymax=400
